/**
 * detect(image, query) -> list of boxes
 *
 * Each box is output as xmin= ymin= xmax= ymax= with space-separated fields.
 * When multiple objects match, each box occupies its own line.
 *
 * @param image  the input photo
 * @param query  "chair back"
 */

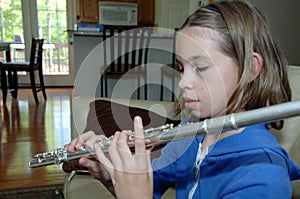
xmin=102 ymin=25 xmax=152 ymax=73
xmin=171 ymin=28 xmax=180 ymax=71
xmin=29 ymin=38 xmax=44 ymax=69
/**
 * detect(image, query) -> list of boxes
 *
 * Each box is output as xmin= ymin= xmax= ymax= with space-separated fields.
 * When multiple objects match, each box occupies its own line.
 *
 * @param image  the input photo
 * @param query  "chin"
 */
xmin=183 ymin=109 xmax=206 ymax=119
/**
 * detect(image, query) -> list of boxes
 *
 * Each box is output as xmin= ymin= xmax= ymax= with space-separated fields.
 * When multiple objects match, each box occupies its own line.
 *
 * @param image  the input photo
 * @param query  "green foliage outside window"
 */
xmin=0 ymin=0 xmax=68 ymax=74
xmin=37 ymin=0 xmax=67 ymax=44
xmin=0 ymin=0 xmax=23 ymax=42
xmin=0 ymin=0 xmax=67 ymax=44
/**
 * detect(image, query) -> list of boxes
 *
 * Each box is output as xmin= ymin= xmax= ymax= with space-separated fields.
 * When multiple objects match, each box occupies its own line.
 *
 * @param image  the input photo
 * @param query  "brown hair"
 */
xmin=179 ymin=0 xmax=291 ymax=129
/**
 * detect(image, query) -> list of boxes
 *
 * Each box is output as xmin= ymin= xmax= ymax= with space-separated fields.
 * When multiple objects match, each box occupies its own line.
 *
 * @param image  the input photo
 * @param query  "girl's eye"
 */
xmin=177 ymin=66 xmax=184 ymax=73
xmin=175 ymin=63 xmax=184 ymax=73
xmin=193 ymin=65 xmax=209 ymax=73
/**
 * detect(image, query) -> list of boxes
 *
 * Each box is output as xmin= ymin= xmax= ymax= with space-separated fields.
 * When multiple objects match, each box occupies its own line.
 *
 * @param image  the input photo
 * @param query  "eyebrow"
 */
xmin=176 ymin=55 xmax=211 ymax=65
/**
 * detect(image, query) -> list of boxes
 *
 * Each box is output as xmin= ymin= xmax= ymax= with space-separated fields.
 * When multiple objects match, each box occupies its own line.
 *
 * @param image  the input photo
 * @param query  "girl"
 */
xmin=67 ymin=1 xmax=300 ymax=198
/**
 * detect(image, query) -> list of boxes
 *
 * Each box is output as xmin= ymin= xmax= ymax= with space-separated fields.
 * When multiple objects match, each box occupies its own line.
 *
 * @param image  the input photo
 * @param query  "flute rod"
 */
xmin=28 ymin=100 xmax=300 ymax=168
xmin=158 ymin=100 xmax=300 ymax=142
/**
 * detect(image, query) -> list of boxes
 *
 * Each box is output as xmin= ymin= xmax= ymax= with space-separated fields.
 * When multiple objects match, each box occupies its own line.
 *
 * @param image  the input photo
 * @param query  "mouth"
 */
xmin=183 ymin=97 xmax=200 ymax=109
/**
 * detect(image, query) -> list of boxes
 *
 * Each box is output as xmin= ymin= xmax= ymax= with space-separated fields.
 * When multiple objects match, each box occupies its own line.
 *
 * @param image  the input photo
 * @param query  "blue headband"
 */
xmin=203 ymin=5 xmax=220 ymax=13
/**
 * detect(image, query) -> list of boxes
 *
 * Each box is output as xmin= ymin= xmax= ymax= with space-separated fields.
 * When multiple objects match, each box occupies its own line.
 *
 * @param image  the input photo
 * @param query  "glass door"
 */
xmin=0 ymin=0 xmax=24 ymax=62
xmin=36 ymin=0 xmax=73 ymax=86
xmin=37 ymin=0 xmax=68 ymax=75
xmin=0 ymin=0 xmax=73 ymax=86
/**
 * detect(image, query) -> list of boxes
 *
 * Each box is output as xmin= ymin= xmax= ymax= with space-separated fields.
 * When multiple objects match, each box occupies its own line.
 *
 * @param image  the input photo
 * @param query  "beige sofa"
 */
xmin=65 ymin=65 xmax=300 ymax=198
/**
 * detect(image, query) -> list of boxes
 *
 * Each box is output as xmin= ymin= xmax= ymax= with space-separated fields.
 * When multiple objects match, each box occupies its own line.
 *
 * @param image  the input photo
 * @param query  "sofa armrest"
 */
xmin=272 ymin=65 xmax=300 ymax=198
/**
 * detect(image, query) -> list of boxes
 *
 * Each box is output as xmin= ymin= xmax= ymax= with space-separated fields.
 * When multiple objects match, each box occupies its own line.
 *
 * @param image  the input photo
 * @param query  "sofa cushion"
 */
xmin=84 ymin=99 xmax=181 ymax=137
xmin=64 ymin=99 xmax=180 ymax=173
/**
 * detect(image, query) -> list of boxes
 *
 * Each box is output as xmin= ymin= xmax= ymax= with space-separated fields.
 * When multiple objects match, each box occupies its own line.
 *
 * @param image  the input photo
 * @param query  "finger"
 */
xmin=79 ymin=156 xmax=98 ymax=169
xmin=94 ymin=141 xmax=114 ymax=177
xmin=65 ymin=138 xmax=79 ymax=152
xmin=134 ymin=116 xmax=149 ymax=174
xmin=79 ymin=157 xmax=104 ymax=179
xmin=134 ymin=116 xmax=146 ymax=154
xmin=84 ymin=134 xmax=106 ymax=149
xmin=67 ymin=131 xmax=96 ymax=151
xmin=64 ymin=143 xmax=71 ymax=149
xmin=117 ymin=130 xmax=132 ymax=153
xmin=117 ymin=130 xmax=134 ymax=168
xmin=108 ymin=131 xmax=123 ymax=171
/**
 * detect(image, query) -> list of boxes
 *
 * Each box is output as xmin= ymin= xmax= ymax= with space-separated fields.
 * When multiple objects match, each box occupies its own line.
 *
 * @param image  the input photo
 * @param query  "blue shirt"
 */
xmin=152 ymin=123 xmax=300 ymax=198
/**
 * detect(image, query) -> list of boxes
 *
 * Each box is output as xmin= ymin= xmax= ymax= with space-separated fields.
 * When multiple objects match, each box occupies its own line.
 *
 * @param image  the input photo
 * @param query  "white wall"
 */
xmin=69 ymin=0 xmax=300 ymax=65
xmin=214 ymin=0 xmax=300 ymax=65
xmin=155 ymin=0 xmax=209 ymax=30
xmin=248 ymin=0 xmax=300 ymax=65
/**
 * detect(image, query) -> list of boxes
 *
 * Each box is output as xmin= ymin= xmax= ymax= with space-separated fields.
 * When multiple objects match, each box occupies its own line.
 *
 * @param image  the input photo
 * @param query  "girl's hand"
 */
xmin=94 ymin=116 xmax=153 ymax=199
xmin=64 ymin=131 xmax=111 ymax=181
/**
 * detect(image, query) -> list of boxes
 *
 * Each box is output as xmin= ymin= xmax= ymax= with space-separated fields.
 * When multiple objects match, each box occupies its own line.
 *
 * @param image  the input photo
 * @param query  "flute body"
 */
xmin=28 ymin=100 xmax=300 ymax=168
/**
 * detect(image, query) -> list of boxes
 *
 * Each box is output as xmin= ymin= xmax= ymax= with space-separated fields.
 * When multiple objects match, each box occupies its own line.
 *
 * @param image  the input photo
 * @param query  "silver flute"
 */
xmin=29 ymin=100 xmax=300 ymax=168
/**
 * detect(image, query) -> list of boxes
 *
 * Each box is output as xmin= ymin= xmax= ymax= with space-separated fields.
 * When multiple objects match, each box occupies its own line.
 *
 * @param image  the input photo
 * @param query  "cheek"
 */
xmin=202 ymin=71 xmax=227 ymax=95
xmin=202 ymin=71 xmax=237 ymax=113
xmin=208 ymin=64 xmax=238 ymax=97
xmin=222 ymin=67 xmax=239 ymax=98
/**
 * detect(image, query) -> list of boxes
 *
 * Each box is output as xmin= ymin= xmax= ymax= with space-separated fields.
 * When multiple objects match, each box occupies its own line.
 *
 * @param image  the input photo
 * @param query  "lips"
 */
xmin=183 ymin=97 xmax=200 ymax=109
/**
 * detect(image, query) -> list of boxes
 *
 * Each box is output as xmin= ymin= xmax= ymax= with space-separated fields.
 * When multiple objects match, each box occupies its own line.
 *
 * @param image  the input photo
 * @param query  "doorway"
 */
xmin=0 ymin=0 xmax=73 ymax=86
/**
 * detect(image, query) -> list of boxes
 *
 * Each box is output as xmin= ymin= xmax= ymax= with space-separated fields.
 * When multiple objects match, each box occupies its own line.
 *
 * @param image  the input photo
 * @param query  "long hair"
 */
xmin=179 ymin=0 xmax=291 ymax=129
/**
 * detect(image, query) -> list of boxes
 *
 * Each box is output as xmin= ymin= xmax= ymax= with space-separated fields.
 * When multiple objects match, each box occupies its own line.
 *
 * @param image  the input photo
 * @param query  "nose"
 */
xmin=178 ymin=72 xmax=193 ymax=90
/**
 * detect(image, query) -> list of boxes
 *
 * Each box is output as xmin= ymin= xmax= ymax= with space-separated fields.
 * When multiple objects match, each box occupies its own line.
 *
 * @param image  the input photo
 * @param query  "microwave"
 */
xmin=99 ymin=2 xmax=138 ymax=26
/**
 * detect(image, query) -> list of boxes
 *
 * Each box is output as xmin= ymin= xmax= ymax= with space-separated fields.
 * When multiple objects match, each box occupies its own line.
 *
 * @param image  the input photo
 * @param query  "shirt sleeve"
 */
xmin=222 ymin=164 xmax=292 ymax=199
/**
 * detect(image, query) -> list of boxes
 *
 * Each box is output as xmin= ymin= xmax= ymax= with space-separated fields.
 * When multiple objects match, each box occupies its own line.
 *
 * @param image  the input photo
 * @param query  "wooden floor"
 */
xmin=0 ymin=88 xmax=73 ymax=190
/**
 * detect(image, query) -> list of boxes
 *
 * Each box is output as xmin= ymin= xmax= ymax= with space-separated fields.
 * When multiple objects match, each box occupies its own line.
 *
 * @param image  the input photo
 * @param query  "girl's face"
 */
xmin=177 ymin=28 xmax=238 ymax=118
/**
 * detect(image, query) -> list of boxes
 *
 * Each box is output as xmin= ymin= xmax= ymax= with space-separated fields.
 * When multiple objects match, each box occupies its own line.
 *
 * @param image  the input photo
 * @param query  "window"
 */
xmin=0 ymin=0 xmax=23 ymax=42
xmin=0 ymin=0 xmax=23 ymax=62
xmin=0 ymin=0 xmax=69 ymax=76
xmin=37 ymin=0 xmax=68 ymax=75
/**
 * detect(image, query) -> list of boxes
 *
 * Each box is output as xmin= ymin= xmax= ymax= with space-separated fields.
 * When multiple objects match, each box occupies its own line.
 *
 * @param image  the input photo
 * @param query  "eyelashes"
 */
xmin=176 ymin=64 xmax=209 ymax=74
xmin=177 ymin=65 xmax=184 ymax=73
xmin=192 ymin=65 xmax=209 ymax=73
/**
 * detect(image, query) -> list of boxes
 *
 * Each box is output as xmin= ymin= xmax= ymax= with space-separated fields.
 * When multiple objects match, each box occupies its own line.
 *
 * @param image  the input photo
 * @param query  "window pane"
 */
xmin=37 ymin=0 xmax=68 ymax=75
xmin=0 ymin=0 xmax=23 ymax=42
xmin=0 ymin=0 xmax=23 ymax=63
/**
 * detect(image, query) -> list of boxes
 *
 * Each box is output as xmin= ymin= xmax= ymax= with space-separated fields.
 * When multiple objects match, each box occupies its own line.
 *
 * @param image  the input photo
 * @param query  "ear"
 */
xmin=249 ymin=52 xmax=263 ymax=81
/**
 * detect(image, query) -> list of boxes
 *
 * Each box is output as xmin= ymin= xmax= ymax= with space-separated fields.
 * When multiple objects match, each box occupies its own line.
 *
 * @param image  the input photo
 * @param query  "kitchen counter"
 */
xmin=68 ymin=29 xmax=174 ymax=38
xmin=68 ymin=30 xmax=102 ymax=37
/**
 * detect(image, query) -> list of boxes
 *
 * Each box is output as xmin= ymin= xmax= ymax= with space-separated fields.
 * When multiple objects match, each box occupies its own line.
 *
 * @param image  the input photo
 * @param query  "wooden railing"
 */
xmin=0 ymin=43 xmax=69 ymax=75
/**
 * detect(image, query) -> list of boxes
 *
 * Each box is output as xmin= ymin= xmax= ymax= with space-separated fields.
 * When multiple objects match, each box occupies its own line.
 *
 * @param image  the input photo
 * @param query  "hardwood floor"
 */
xmin=0 ymin=88 xmax=73 ymax=190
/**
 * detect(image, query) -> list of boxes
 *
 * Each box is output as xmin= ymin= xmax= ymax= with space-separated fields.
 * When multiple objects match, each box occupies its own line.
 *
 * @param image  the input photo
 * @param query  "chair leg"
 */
xmin=144 ymin=83 xmax=147 ymax=100
xmin=137 ymin=75 xmax=140 ymax=100
xmin=38 ymin=69 xmax=47 ymax=100
xmin=100 ymin=76 xmax=104 ymax=97
xmin=29 ymin=71 xmax=39 ymax=104
xmin=104 ymin=73 xmax=108 ymax=97
xmin=1 ymin=69 xmax=8 ymax=104
xmin=171 ymin=76 xmax=175 ymax=102
xmin=144 ymin=73 xmax=147 ymax=100
xmin=160 ymin=73 xmax=164 ymax=101
xmin=11 ymin=71 xmax=18 ymax=99
xmin=6 ymin=71 xmax=18 ymax=99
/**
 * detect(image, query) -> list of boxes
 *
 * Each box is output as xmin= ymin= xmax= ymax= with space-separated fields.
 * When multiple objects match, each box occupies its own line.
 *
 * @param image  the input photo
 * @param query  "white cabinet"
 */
xmin=155 ymin=0 xmax=209 ymax=29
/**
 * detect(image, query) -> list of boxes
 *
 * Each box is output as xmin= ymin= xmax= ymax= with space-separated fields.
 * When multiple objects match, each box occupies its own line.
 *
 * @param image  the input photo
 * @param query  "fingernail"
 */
xmin=135 ymin=116 xmax=141 ymax=122
xmin=79 ymin=158 xmax=87 ymax=167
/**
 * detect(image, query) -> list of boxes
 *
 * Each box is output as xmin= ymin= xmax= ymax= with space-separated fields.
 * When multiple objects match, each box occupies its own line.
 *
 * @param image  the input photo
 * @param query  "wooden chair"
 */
xmin=0 ymin=38 xmax=47 ymax=104
xmin=101 ymin=25 xmax=152 ymax=99
xmin=160 ymin=28 xmax=180 ymax=101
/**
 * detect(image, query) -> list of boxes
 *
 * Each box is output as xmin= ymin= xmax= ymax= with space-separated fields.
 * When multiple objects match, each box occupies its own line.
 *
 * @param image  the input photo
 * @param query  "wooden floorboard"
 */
xmin=0 ymin=88 xmax=73 ymax=190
